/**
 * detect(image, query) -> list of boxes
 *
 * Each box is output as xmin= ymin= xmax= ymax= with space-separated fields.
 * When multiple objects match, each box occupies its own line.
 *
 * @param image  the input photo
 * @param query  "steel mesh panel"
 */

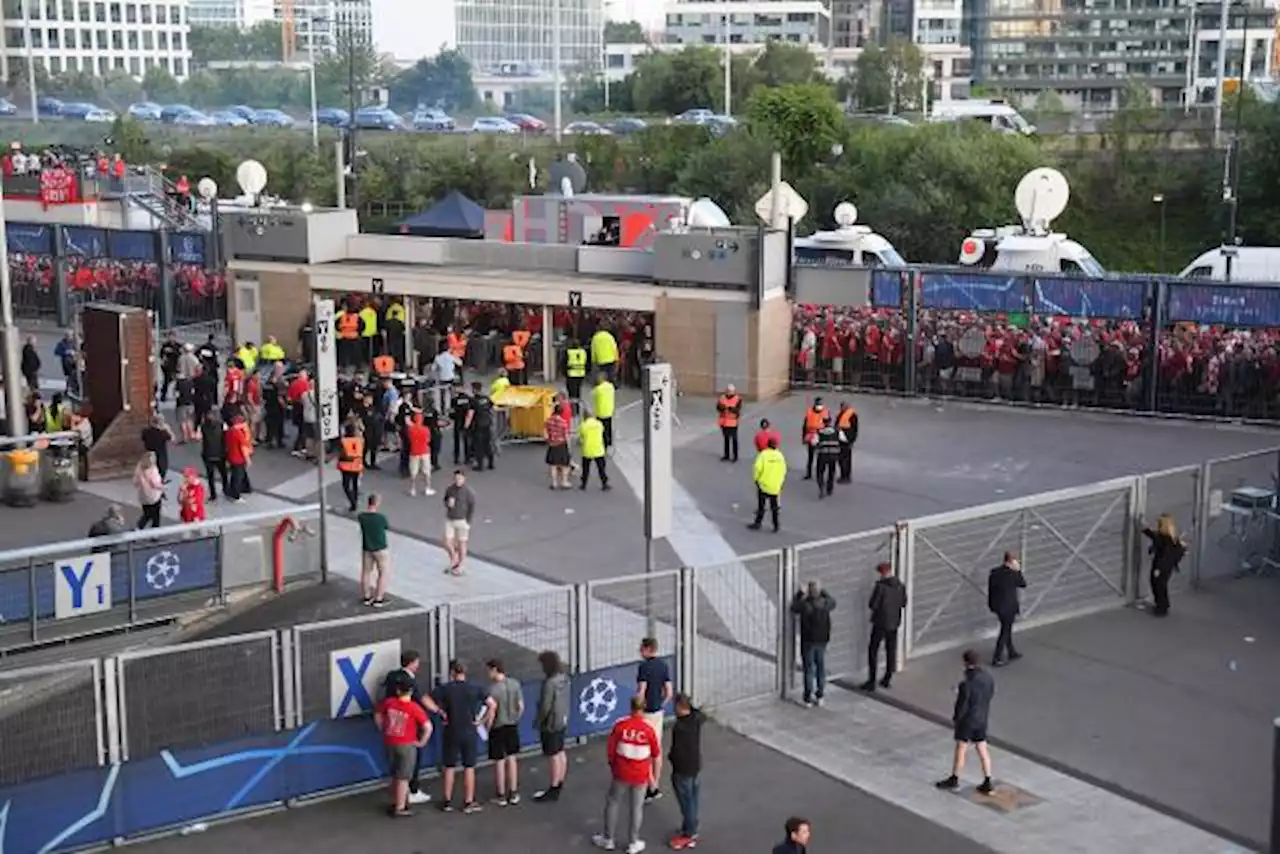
xmin=693 ymin=552 xmax=781 ymax=709
xmin=0 ymin=662 xmax=99 ymax=785
xmin=794 ymin=531 xmax=896 ymax=682
xmin=588 ymin=571 xmax=680 ymax=670
xmin=1138 ymin=468 xmax=1199 ymax=597
xmin=1202 ymin=451 xmax=1280 ymax=581
xmin=296 ymin=612 xmax=432 ymax=723
xmin=122 ymin=636 xmax=275 ymax=756
xmin=451 ymin=589 xmax=572 ymax=683
xmin=1020 ymin=490 xmax=1129 ymax=619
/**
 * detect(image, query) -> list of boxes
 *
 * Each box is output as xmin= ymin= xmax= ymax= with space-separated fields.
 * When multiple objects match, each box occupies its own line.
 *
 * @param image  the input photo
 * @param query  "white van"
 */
xmin=1178 ymin=247 xmax=1280 ymax=282
xmin=930 ymin=101 xmax=1036 ymax=136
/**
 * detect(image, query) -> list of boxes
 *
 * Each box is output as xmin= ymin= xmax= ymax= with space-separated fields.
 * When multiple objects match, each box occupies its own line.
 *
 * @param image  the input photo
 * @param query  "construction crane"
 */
xmin=281 ymin=0 xmax=296 ymax=63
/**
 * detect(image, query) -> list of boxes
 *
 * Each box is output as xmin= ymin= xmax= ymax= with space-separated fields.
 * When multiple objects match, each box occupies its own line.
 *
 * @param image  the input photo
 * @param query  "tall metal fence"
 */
xmin=0 ymin=449 xmax=1274 ymax=851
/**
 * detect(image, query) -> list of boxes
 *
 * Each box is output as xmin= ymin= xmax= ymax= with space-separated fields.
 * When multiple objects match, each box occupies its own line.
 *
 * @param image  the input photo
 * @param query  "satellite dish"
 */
xmin=959 ymin=235 xmax=985 ymax=266
xmin=833 ymin=202 xmax=858 ymax=228
xmin=527 ymin=157 xmax=537 ymax=190
xmin=560 ymin=175 xmax=574 ymax=197
xmin=236 ymin=159 xmax=268 ymax=196
xmin=687 ymin=198 xmax=730 ymax=228
xmin=197 ymin=177 xmax=218 ymax=201
xmin=1014 ymin=167 xmax=1069 ymax=233
xmin=549 ymin=159 xmax=587 ymax=196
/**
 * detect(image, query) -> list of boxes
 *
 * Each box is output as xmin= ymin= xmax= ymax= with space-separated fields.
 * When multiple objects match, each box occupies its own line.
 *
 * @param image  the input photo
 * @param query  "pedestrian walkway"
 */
xmin=716 ymin=687 xmax=1249 ymax=854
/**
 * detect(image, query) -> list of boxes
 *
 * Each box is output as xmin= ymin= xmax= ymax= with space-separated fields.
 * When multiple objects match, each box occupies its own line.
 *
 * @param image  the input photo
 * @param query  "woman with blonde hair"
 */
xmin=1141 ymin=513 xmax=1186 ymax=617
xmin=133 ymin=452 xmax=165 ymax=529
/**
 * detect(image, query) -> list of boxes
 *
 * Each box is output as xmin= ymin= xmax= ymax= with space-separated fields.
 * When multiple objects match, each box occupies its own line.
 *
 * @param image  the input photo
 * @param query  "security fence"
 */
xmin=0 ymin=449 xmax=1272 ymax=851
xmin=0 ymin=505 xmax=321 ymax=655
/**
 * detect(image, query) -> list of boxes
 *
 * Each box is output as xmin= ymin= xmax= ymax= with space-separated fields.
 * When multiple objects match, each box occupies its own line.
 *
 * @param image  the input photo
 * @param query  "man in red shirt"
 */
xmin=405 ymin=412 xmax=433 ymax=496
xmin=754 ymin=417 xmax=781 ymax=453
xmin=375 ymin=672 xmax=430 ymax=818
xmin=224 ymin=415 xmax=253 ymax=502
xmin=593 ymin=695 xmax=661 ymax=853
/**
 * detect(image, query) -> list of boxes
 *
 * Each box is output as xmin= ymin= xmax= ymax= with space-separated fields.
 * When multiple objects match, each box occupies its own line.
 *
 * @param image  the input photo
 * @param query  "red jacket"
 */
xmin=226 ymin=424 xmax=252 ymax=465
xmin=754 ymin=428 xmax=781 ymax=452
xmin=607 ymin=712 xmax=660 ymax=787
xmin=406 ymin=422 xmax=430 ymax=456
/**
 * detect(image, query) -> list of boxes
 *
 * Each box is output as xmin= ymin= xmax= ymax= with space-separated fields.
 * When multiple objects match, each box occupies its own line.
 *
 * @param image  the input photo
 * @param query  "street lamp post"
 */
xmin=307 ymin=18 xmax=320 ymax=150
xmin=1152 ymin=193 xmax=1167 ymax=272
xmin=1224 ymin=0 xmax=1248 ymax=280
xmin=22 ymin=0 xmax=37 ymax=124
xmin=723 ymin=12 xmax=732 ymax=117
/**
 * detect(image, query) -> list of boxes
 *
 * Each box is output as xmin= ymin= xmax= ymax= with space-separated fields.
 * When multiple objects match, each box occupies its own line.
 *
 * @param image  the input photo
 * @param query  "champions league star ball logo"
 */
xmin=144 ymin=550 xmax=182 ymax=590
xmin=578 ymin=676 xmax=619 ymax=725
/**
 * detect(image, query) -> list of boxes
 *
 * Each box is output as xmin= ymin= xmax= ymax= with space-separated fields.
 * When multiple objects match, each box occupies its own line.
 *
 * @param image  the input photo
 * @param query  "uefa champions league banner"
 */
xmin=0 ymin=657 xmax=673 ymax=851
xmin=0 ymin=538 xmax=219 ymax=625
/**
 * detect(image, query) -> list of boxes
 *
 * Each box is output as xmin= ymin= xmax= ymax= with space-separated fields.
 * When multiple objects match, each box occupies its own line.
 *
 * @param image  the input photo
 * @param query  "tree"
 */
xmin=751 ymin=41 xmax=822 ymax=88
xmin=747 ymin=84 xmax=846 ymax=178
xmin=100 ymin=70 xmax=144 ymax=107
xmin=388 ymin=49 xmax=477 ymax=112
xmin=853 ymin=40 xmax=924 ymax=113
xmin=315 ymin=30 xmax=389 ymax=109
xmin=604 ymin=20 xmax=647 ymax=43
xmin=189 ymin=22 xmax=285 ymax=66
xmin=142 ymin=65 xmax=183 ymax=102
xmin=631 ymin=47 xmax=721 ymax=115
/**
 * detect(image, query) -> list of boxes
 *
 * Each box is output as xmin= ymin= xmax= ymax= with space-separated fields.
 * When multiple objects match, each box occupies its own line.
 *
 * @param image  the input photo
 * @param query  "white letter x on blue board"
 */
xmin=336 ymin=653 xmax=375 ymax=717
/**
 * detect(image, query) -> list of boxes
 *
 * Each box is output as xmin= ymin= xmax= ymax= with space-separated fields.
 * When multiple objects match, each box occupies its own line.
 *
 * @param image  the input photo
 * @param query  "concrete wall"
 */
xmin=231 ymin=267 xmax=311 ymax=354
xmin=748 ymin=292 xmax=794 ymax=400
xmin=655 ymin=294 xmax=718 ymax=397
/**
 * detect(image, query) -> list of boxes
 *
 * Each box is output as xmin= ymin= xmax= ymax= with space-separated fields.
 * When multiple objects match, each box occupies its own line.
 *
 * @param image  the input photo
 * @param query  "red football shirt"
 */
xmin=377 ymin=696 xmax=428 ymax=746
xmin=406 ymin=423 xmax=430 ymax=456
xmin=607 ymin=712 xmax=660 ymax=787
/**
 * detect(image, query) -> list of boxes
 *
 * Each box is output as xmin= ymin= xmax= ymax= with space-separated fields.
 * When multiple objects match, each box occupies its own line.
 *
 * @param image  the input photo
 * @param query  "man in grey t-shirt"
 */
xmin=443 ymin=470 xmax=476 ymax=575
xmin=484 ymin=658 xmax=525 ymax=805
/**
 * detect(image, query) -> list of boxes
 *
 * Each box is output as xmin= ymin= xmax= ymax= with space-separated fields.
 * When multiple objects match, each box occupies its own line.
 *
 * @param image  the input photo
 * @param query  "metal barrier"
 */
xmin=0 ymin=505 xmax=320 ymax=654
xmin=905 ymin=478 xmax=1134 ymax=658
xmin=1137 ymin=465 xmax=1200 ymax=598
xmin=446 ymin=588 xmax=575 ymax=684
xmin=219 ymin=505 xmax=322 ymax=593
xmin=690 ymin=551 xmax=783 ymax=709
xmin=585 ymin=570 xmax=682 ymax=672
xmin=1198 ymin=448 xmax=1280 ymax=584
xmin=290 ymin=609 xmax=433 ymax=726
xmin=116 ymin=632 xmax=279 ymax=759
xmin=0 ymin=659 xmax=103 ymax=785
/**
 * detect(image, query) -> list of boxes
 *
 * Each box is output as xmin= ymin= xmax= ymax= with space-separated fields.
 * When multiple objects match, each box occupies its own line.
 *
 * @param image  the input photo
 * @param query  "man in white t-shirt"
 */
xmin=432 ymin=342 xmax=460 ymax=412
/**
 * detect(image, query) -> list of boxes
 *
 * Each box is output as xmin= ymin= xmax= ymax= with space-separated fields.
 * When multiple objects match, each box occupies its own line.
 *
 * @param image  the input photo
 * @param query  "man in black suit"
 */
xmin=987 ymin=550 xmax=1026 ymax=666
xmin=936 ymin=649 xmax=996 ymax=795
xmin=860 ymin=561 xmax=907 ymax=692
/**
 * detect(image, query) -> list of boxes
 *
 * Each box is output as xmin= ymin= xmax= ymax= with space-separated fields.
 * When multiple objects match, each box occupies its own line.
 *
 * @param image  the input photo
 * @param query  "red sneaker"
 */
xmin=669 ymin=836 xmax=694 ymax=850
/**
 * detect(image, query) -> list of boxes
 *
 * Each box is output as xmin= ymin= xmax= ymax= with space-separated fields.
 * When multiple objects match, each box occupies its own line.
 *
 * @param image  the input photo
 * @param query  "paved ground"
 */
xmin=131 ymin=719 xmax=997 ymax=854
xmin=879 ymin=576 xmax=1280 ymax=848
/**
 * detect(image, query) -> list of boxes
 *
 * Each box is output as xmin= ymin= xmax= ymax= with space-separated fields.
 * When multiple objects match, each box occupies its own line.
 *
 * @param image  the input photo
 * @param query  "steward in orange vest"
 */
xmin=502 ymin=340 xmax=527 ymax=386
xmin=336 ymin=308 xmax=361 ymax=368
xmin=835 ymin=402 xmax=858 ymax=484
xmin=802 ymin=398 xmax=828 ymax=480
xmin=717 ymin=384 xmax=742 ymax=463
xmin=336 ymin=427 xmax=364 ymax=512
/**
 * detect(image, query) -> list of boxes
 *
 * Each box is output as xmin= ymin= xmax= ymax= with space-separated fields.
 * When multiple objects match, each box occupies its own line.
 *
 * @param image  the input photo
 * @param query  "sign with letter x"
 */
xmin=329 ymin=639 xmax=402 ymax=719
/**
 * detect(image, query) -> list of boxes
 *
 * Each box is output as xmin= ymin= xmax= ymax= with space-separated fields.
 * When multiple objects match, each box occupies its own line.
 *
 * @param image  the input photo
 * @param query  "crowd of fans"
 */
xmin=7 ymin=253 xmax=225 ymax=322
xmin=791 ymin=303 xmax=1280 ymax=420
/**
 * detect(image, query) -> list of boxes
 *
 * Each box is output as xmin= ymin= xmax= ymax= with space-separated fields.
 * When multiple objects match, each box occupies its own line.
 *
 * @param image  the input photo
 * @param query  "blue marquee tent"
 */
xmin=397 ymin=190 xmax=485 ymax=239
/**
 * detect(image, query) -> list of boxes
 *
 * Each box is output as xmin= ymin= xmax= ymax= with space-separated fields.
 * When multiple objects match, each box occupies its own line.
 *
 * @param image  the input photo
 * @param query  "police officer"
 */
xmin=716 ymin=383 xmax=742 ymax=463
xmin=564 ymin=338 xmax=588 ymax=403
xmin=814 ymin=415 xmax=840 ymax=498
xmin=360 ymin=391 xmax=382 ymax=470
xmin=384 ymin=299 xmax=408 ymax=366
xmin=801 ymin=397 xmax=828 ymax=480
xmin=466 ymin=380 xmax=495 ymax=471
xmin=835 ymin=401 xmax=859 ymax=484
xmin=450 ymin=379 xmax=472 ymax=466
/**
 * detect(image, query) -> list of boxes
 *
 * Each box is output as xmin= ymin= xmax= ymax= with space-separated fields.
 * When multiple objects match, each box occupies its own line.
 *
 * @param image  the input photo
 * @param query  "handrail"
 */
xmin=0 ymin=430 xmax=80 ymax=450
xmin=0 ymin=503 xmax=320 ymax=564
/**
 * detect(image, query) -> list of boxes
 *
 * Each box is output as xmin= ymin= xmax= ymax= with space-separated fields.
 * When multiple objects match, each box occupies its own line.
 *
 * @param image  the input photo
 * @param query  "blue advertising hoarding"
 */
xmin=1034 ymin=277 xmax=1146 ymax=319
xmin=108 ymin=230 xmax=158 ymax=261
xmin=6 ymin=222 xmax=52 ymax=255
xmin=0 ymin=537 xmax=219 ymax=624
xmin=63 ymin=227 xmax=108 ymax=258
xmin=920 ymin=272 xmax=1029 ymax=312
xmin=870 ymin=269 xmax=905 ymax=309
xmin=1165 ymin=283 xmax=1280 ymax=327
xmin=170 ymin=232 xmax=207 ymax=265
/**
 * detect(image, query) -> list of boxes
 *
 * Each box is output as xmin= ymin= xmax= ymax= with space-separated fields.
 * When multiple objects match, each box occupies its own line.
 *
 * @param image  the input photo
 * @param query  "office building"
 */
xmin=455 ymin=0 xmax=606 ymax=73
xmin=827 ymin=0 xmax=968 ymax=101
xmin=0 ymin=0 xmax=193 ymax=81
xmin=963 ymin=0 xmax=1274 ymax=111
xmin=188 ymin=0 xmax=274 ymax=27
xmin=663 ymin=0 xmax=832 ymax=49
xmin=280 ymin=0 xmax=373 ymax=54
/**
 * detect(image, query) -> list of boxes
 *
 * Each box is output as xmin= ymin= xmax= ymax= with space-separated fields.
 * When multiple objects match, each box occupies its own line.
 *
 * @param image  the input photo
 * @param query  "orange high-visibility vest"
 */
xmin=837 ymin=408 xmax=855 ymax=430
xmin=373 ymin=355 xmax=395 ymax=375
xmin=448 ymin=332 xmax=466 ymax=359
xmin=803 ymin=407 xmax=827 ymax=436
xmin=337 ymin=312 xmax=360 ymax=340
xmin=503 ymin=343 xmax=525 ymax=371
xmin=337 ymin=436 xmax=364 ymax=473
xmin=717 ymin=394 xmax=741 ymax=429
xmin=512 ymin=329 xmax=531 ymax=350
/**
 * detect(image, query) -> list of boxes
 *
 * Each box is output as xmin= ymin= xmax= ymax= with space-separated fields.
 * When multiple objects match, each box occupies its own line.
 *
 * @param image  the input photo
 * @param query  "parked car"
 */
xmin=37 ymin=96 xmax=63 ymax=117
xmin=605 ymin=117 xmax=647 ymax=135
xmin=674 ymin=108 xmax=716 ymax=124
xmin=470 ymin=116 xmax=520 ymax=134
xmin=59 ymin=102 xmax=99 ymax=119
xmin=0 ymin=98 xmax=17 ymax=116
xmin=173 ymin=110 xmax=217 ymax=127
xmin=412 ymin=107 xmax=455 ymax=131
xmin=504 ymin=112 xmax=546 ymax=132
xmin=353 ymin=107 xmax=405 ymax=130
xmin=704 ymin=115 xmax=738 ymax=136
xmin=563 ymin=120 xmax=610 ymax=136
xmin=252 ymin=109 xmax=295 ymax=128
xmin=84 ymin=108 xmax=117 ymax=123
xmin=227 ymin=105 xmax=257 ymax=122
xmin=160 ymin=103 xmax=197 ymax=123
xmin=315 ymin=107 xmax=350 ymax=127
xmin=210 ymin=110 xmax=250 ymax=127
xmin=127 ymin=101 xmax=163 ymax=121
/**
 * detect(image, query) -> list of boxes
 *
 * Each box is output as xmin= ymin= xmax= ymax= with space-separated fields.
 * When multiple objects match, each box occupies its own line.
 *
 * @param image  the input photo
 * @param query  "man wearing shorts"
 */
xmin=443 ymin=469 xmax=476 ymax=576
xmin=636 ymin=637 xmax=673 ymax=801
xmin=936 ymin=649 xmax=996 ymax=795
xmin=484 ymin=658 xmax=525 ymax=805
xmin=358 ymin=494 xmax=391 ymax=607
xmin=431 ymin=659 xmax=494 ymax=814
xmin=375 ymin=672 xmax=429 ymax=818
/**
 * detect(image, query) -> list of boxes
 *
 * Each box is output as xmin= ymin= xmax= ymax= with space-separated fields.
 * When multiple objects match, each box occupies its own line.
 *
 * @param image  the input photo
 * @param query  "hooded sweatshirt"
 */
xmin=537 ymin=671 xmax=570 ymax=732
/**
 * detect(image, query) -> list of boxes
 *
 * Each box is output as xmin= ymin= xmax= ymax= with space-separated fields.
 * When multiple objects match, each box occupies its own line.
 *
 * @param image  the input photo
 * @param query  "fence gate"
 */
xmin=446 ymin=588 xmax=575 ymax=684
xmin=689 ymin=550 xmax=782 ymax=709
xmin=1138 ymin=466 xmax=1199 ymax=598
xmin=792 ymin=528 xmax=898 ymax=685
xmin=586 ymin=570 xmax=682 ymax=672
xmin=906 ymin=479 xmax=1134 ymax=658
xmin=0 ymin=660 xmax=104 ymax=785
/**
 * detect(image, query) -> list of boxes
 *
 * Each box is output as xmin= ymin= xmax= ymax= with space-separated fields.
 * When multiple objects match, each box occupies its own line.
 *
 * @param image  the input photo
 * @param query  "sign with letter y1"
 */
xmin=55 ymin=554 xmax=112 ymax=620
xmin=314 ymin=298 xmax=339 ymax=441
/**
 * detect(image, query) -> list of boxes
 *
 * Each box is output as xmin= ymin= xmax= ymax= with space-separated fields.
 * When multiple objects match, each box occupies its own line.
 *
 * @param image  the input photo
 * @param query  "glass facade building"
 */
xmin=456 ymin=0 xmax=605 ymax=73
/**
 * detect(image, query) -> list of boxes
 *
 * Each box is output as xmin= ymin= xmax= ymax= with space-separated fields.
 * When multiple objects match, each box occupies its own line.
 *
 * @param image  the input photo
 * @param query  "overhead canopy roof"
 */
xmin=397 ymin=190 xmax=485 ymax=238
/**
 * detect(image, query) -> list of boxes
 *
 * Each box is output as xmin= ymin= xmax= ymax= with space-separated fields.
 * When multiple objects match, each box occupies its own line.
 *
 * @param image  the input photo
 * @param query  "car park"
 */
xmin=127 ymin=101 xmax=163 ymax=121
xmin=160 ymin=104 xmax=197 ymax=123
xmin=59 ymin=102 xmax=100 ymax=119
xmin=252 ymin=109 xmax=295 ymax=128
xmin=471 ymin=116 xmax=520 ymax=134
xmin=411 ymin=107 xmax=455 ymax=131
xmin=37 ymin=96 xmax=64 ymax=117
xmin=227 ymin=105 xmax=257 ymax=122
xmin=315 ymin=107 xmax=350 ymax=127
xmin=353 ymin=106 xmax=406 ymax=130
xmin=211 ymin=110 xmax=250 ymax=127
xmin=674 ymin=107 xmax=716 ymax=124
xmin=605 ymin=116 xmax=647 ymax=135
xmin=84 ymin=108 xmax=117 ymax=123
xmin=173 ymin=110 xmax=217 ymax=127
xmin=504 ymin=112 xmax=546 ymax=132
xmin=563 ymin=120 xmax=610 ymax=135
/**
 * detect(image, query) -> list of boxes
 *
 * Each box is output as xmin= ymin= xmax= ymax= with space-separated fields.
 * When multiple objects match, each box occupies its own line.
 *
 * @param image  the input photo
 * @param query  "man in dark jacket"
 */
xmin=987 ymin=551 xmax=1027 ymax=666
xmin=667 ymin=694 xmax=703 ymax=849
xmin=791 ymin=581 xmax=836 ymax=707
xmin=771 ymin=816 xmax=811 ymax=854
xmin=200 ymin=412 xmax=228 ymax=500
xmin=813 ymin=416 xmax=840 ymax=499
xmin=936 ymin=649 xmax=996 ymax=795
xmin=860 ymin=561 xmax=907 ymax=692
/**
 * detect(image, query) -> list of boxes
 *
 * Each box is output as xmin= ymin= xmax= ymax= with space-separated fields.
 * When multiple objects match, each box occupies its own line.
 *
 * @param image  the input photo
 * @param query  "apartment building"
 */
xmin=188 ymin=0 xmax=272 ymax=27
xmin=663 ymin=0 xmax=833 ymax=49
xmin=456 ymin=0 xmax=605 ymax=73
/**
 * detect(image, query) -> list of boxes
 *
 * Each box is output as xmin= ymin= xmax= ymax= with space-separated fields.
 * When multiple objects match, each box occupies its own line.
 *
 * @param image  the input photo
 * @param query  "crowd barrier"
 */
xmin=0 ymin=505 xmax=321 ymax=654
xmin=0 ymin=451 xmax=1274 ymax=851
xmin=792 ymin=267 xmax=1280 ymax=423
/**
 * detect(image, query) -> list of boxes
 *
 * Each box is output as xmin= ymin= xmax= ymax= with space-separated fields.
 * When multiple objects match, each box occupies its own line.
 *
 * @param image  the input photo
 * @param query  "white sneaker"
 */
xmin=407 ymin=791 xmax=431 ymax=805
xmin=409 ymin=489 xmax=416 ymax=497
xmin=591 ymin=834 xmax=616 ymax=851
xmin=626 ymin=841 xmax=647 ymax=854
xmin=425 ymin=488 xmax=436 ymax=495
